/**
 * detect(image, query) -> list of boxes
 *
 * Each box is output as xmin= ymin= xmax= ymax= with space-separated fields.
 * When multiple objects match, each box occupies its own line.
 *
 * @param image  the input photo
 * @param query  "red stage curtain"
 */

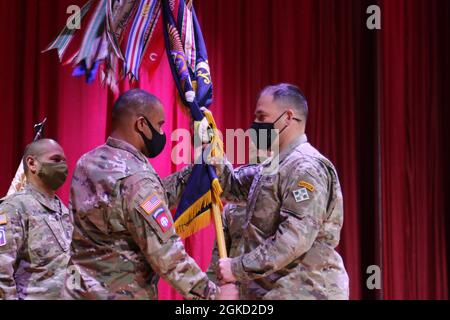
xmin=0 ymin=0 xmax=448 ymax=300
xmin=379 ymin=0 xmax=450 ymax=299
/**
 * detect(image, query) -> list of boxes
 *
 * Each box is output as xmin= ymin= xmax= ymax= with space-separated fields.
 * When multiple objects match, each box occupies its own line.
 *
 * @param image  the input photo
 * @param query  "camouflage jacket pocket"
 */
xmin=44 ymin=217 xmax=70 ymax=252
xmin=27 ymin=217 xmax=68 ymax=264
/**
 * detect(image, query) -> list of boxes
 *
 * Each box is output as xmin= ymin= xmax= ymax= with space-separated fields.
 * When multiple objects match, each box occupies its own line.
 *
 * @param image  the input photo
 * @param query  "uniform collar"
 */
xmin=25 ymin=183 xmax=62 ymax=213
xmin=106 ymin=137 xmax=149 ymax=164
xmin=260 ymin=134 xmax=308 ymax=172
xmin=277 ymin=134 xmax=308 ymax=164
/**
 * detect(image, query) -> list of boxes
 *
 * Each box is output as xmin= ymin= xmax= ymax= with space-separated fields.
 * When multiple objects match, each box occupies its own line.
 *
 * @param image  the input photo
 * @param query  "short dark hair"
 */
xmin=259 ymin=83 xmax=308 ymax=119
xmin=112 ymin=89 xmax=161 ymax=126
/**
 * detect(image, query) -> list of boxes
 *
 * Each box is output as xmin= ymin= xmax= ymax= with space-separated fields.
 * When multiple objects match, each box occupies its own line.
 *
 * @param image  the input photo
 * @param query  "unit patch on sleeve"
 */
xmin=152 ymin=206 xmax=173 ymax=233
xmin=293 ymin=188 xmax=310 ymax=203
xmin=0 ymin=226 xmax=6 ymax=247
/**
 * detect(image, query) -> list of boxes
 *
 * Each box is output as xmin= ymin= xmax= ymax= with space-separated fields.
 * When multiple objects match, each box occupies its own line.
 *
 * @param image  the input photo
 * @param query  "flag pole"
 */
xmin=6 ymin=118 xmax=47 ymax=196
xmin=33 ymin=118 xmax=47 ymax=142
xmin=212 ymin=202 xmax=227 ymax=259
xmin=203 ymin=109 xmax=228 ymax=259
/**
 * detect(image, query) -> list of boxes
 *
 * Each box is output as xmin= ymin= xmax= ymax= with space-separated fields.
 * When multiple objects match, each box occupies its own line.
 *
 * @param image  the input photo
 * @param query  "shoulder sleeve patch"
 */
xmin=135 ymin=193 xmax=175 ymax=242
xmin=293 ymin=188 xmax=310 ymax=203
xmin=0 ymin=226 xmax=7 ymax=247
xmin=140 ymin=193 xmax=163 ymax=215
xmin=0 ymin=213 xmax=7 ymax=225
xmin=151 ymin=206 xmax=173 ymax=233
xmin=298 ymin=181 xmax=315 ymax=192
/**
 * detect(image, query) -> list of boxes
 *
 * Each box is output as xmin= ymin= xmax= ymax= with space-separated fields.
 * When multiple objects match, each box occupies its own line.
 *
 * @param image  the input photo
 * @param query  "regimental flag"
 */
xmin=159 ymin=0 xmax=223 ymax=238
xmin=44 ymin=0 xmax=224 ymax=238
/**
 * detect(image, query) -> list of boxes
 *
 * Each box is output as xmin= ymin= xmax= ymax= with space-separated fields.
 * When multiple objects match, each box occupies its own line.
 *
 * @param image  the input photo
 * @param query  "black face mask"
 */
xmin=250 ymin=111 xmax=292 ymax=151
xmin=139 ymin=116 xmax=167 ymax=158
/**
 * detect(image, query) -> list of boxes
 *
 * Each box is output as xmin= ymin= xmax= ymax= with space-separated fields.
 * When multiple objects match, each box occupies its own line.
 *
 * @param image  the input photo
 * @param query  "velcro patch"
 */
xmin=0 ymin=213 xmax=7 ymax=225
xmin=298 ymin=181 xmax=315 ymax=192
xmin=140 ymin=193 xmax=162 ymax=215
xmin=293 ymin=188 xmax=310 ymax=203
xmin=0 ymin=226 xmax=6 ymax=247
xmin=152 ymin=206 xmax=172 ymax=233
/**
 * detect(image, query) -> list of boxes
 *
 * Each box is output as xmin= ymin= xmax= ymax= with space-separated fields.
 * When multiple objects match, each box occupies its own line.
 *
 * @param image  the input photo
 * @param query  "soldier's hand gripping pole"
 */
xmin=200 ymin=108 xmax=228 ymax=259
xmin=212 ymin=203 xmax=227 ymax=259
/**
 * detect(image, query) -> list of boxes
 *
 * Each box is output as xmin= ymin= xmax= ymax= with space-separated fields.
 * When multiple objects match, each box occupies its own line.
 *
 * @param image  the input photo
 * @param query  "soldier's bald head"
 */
xmin=23 ymin=139 xmax=65 ymax=174
xmin=112 ymin=89 xmax=163 ymax=129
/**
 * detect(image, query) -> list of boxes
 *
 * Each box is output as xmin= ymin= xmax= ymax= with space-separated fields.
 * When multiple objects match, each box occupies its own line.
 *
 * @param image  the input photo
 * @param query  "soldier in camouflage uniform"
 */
xmin=0 ymin=139 xmax=72 ymax=300
xmin=214 ymin=84 xmax=349 ymax=300
xmin=62 ymin=89 xmax=219 ymax=300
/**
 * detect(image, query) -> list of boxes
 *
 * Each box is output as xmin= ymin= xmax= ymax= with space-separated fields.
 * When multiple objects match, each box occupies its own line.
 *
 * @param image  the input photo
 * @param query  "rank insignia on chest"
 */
xmin=152 ymin=207 xmax=172 ymax=233
xmin=140 ymin=194 xmax=162 ymax=215
xmin=0 ymin=226 xmax=6 ymax=247
xmin=0 ymin=213 xmax=7 ymax=225
xmin=293 ymin=188 xmax=310 ymax=203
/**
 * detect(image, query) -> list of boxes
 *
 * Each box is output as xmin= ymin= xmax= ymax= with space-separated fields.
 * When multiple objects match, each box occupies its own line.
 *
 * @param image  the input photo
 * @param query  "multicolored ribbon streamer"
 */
xmin=42 ymin=0 xmax=94 ymax=61
xmin=124 ymin=0 xmax=161 ymax=80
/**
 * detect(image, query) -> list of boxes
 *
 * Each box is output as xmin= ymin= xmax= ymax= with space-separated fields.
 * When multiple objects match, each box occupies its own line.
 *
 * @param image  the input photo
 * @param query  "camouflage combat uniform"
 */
xmin=220 ymin=134 xmax=349 ymax=300
xmin=62 ymin=137 xmax=218 ymax=300
xmin=207 ymin=165 xmax=260 ymax=298
xmin=0 ymin=184 xmax=73 ymax=300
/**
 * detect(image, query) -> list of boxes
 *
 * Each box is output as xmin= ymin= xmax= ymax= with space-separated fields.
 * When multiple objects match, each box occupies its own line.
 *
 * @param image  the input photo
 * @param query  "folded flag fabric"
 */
xmin=161 ymin=0 xmax=223 ymax=238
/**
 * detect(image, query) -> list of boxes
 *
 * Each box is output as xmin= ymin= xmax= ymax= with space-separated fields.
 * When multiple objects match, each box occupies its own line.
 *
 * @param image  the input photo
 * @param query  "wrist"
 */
xmin=230 ymin=256 xmax=247 ymax=282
